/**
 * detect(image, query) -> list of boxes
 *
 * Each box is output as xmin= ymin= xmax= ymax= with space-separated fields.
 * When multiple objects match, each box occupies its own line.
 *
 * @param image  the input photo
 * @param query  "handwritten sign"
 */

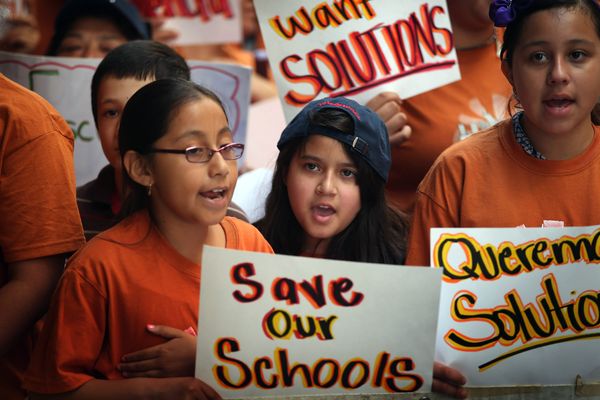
xmin=253 ymin=0 xmax=460 ymax=121
xmin=0 ymin=51 xmax=250 ymax=185
xmin=431 ymin=226 xmax=600 ymax=386
xmin=131 ymin=0 xmax=242 ymax=45
xmin=196 ymin=247 xmax=442 ymax=397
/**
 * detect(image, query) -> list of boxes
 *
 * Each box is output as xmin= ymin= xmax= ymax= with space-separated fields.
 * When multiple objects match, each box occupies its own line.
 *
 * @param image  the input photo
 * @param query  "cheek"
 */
xmin=97 ymin=122 xmax=117 ymax=148
xmin=229 ymin=162 xmax=239 ymax=182
xmin=286 ymin=171 xmax=310 ymax=213
xmin=341 ymin=185 xmax=361 ymax=219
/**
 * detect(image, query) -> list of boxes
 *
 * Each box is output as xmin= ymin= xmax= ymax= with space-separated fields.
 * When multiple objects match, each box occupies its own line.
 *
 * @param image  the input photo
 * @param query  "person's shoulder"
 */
xmin=65 ymin=212 xmax=151 ymax=286
xmin=420 ymin=120 xmax=510 ymax=191
xmin=72 ymin=212 xmax=150 ymax=261
xmin=221 ymin=216 xmax=273 ymax=253
xmin=0 ymin=74 xmax=73 ymax=141
xmin=436 ymin=119 xmax=508 ymax=163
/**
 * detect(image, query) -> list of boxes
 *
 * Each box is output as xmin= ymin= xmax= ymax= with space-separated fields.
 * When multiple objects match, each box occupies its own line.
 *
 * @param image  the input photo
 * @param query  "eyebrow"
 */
xmin=99 ymin=98 xmax=120 ymax=107
xmin=521 ymin=38 xmax=597 ymax=48
xmin=62 ymin=32 xmax=125 ymax=41
xmin=299 ymin=153 xmax=357 ymax=169
xmin=174 ymin=127 xmax=232 ymax=144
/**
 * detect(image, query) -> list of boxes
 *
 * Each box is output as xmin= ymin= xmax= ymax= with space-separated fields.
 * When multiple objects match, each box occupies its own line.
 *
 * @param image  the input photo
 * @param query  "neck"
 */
xmin=522 ymin=116 xmax=596 ymax=160
xmin=454 ymin=25 xmax=495 ymax=51
xmin=114 ymin=167 xmax=123 ymax=198
xmin=151 ymin=211 xmax=223 ymax=264
xmin=303 ymin=237 xmax=329 ymax=258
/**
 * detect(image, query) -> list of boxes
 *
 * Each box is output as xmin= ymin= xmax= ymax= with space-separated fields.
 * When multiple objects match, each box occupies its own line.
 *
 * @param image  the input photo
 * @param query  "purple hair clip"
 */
xmin=489 ymin=0 xmax=533 ymax=27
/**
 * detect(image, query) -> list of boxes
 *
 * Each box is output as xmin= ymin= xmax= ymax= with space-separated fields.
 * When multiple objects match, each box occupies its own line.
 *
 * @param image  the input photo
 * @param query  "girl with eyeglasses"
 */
xmin=25 ymin=79 xmax=272 ymax=399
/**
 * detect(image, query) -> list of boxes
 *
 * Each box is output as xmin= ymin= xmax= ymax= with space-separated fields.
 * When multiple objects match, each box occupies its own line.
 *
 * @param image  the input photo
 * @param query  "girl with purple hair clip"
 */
xmin=408 ymin=0 xmax=600 ymax=264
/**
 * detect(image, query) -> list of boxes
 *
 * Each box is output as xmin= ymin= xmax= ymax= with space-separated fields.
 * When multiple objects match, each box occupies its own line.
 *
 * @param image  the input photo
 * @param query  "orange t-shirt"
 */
xmin=406 ymin=119 xmax=600 ymax=267
xmin=24 ymin=211 xmax=273 ymax=394
xmin=387 ymin=41 xmax=512 ymax=213
xmin=0 ymin=73 xmax=85 ymax=400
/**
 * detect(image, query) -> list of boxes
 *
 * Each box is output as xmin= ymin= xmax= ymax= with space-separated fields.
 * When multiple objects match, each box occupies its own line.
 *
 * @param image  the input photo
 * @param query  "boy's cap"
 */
xmin=47 ymin=0 xmax=151 ymax=55
xmin=277 ymin=97 xmax=391 ymax=182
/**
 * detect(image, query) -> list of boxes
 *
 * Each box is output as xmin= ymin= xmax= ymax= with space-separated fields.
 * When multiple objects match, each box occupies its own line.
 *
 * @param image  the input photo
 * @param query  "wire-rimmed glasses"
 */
xmin=148 ymin=143 xmax=244 ymax=163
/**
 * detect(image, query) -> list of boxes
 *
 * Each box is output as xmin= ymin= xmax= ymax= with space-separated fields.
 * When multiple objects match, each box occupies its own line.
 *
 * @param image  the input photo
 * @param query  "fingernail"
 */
xmin=147 ymin=324 xmax=155 ymax=330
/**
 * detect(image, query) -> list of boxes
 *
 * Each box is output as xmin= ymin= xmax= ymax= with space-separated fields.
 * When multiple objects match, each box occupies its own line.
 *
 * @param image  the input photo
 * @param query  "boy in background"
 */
xmin=79 ymin=40 xmax=247 ymax=239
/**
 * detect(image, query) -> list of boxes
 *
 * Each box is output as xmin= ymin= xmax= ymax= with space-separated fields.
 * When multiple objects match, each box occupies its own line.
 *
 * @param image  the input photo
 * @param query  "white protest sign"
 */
xmin=131 ymin=0 xmax=242 ymax=45
xmin=196 ymin=247 xmax=442 ymax=398
xmin=0 ymin=51 xmax=251 ymax=186
xmin=431 ymin=226 xmax=600 ymax=386
xmin=253 ymin=0 xmax=460 ymax=121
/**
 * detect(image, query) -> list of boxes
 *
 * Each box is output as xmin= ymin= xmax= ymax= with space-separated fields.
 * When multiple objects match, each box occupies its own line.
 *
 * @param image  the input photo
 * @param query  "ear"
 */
xmin=501 ymin=60 xmax=514 ymax=87
xmin=123 ymin=150 xmax=153 ymax=187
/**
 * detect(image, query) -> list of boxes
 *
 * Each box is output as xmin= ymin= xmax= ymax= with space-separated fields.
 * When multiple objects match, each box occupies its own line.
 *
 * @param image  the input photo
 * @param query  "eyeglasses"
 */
xmin=148 ymin=143 xmax=244 ymax=163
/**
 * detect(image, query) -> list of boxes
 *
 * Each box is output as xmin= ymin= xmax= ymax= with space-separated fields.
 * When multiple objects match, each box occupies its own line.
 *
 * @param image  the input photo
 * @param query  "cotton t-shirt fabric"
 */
xmin=387 ymin=41 xmax=512 ymax=213
xmin=406 ymin=119 xmax=600 ymax=267
xmin=24 ymin=210 xmax=272 ymax=394
xmin=0 ymin=73 xmax=85 ymax=400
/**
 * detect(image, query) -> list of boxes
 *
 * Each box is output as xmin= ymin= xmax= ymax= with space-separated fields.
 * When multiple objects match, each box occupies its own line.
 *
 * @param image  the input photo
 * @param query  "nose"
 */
xmin=208 ymin=151 xmax=231 ymax=177
xmin=547 ymin=58 xmax=569 ymax=85
xmin=316 ymin=172 xmax=336 ymax=196
xmin=81 ymin=42 xmax=104 ymax=58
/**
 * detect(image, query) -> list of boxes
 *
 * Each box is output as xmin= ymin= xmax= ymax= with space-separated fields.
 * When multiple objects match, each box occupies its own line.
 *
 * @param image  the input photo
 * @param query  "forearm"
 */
xmin=0 ymin=255 xmax=64 ymax=355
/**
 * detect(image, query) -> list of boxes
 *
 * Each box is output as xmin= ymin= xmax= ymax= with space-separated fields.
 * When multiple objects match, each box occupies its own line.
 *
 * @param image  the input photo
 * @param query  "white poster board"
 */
xmin=0 ymin=51 xmax=250 ymax=186
xmin=431 ymin=226 xmax=600 ymax=386
xmin=196 ymin=247 xmax=442 ymax=398
xmin=132 ymin=0 xmax=242 ymax=45
xmin=253 ymin=0 xmax=460 ymax=121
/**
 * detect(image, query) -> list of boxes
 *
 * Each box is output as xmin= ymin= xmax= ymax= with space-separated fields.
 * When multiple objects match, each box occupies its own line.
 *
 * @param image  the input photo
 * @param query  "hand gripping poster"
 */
xmin=195 ymin=247 xmax=443 ymax=397
xmin=431 ymin=225 xmax=600 ymax=386
xmin=253 ymin=0 xmax=460 ymax=121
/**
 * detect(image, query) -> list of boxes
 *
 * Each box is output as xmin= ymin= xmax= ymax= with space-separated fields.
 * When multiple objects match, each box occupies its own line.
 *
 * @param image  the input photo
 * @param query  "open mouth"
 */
xmin=312 ymin=204 xmax=336 ymax=222
xmin=544 ymin=99 xmax=574 ymax=108
xmin=200 ymin=188 xmax=227 ymax=200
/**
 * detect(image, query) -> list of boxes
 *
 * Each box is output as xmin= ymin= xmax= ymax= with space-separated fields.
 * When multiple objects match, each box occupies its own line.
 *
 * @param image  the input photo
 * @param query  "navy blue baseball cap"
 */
xmin=277 ymin=97 xmax=391 ymax=182
xmin=47 ymin=0 xmax=151 ymax=56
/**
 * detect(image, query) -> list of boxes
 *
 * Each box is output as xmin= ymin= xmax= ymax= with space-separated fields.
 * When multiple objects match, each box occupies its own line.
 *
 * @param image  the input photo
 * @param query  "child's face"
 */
xmin=96 ymin=76 xmax=153 ymax=171
xmin=56 ymin=16 xmax=128 ymax=58
xmin=505 ymin=7 xmax=600 ymax=139
xmin=148 ymin=98 xmax=237 ymax=228
xmin=286 ymin=134 xmax=361 ymax=254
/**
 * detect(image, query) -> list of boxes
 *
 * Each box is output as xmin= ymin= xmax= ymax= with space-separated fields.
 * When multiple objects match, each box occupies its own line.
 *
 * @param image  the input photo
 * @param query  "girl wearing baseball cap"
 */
xmin=256 ymin=96 xmax=408 ymax=264
xmin=255 ymin=96 xmax=467 ymax=398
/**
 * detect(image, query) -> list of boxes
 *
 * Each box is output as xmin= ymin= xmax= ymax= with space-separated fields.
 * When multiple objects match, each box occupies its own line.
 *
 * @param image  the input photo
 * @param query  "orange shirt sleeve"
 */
xmin=223 ymin=217 xmax=274 ymax=254
xmin=405 ymin=152 xmax=464 ymax=267
xmin=24 ymin=266 xmax=107 ymax=394
xmin=0 ymin=77 xmax=84 ymax=264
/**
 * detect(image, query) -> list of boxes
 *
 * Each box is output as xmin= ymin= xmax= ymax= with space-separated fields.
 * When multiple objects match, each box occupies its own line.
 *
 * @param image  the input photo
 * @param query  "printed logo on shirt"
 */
xmin=455 ymin=93 xmax=510 ymax=141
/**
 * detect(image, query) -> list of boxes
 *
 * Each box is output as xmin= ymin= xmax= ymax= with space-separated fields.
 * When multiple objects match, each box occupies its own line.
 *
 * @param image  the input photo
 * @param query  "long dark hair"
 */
xmin=118 ymin=78 xmax=227 ymax=219
xmin=256 ymin=108 xmax=408 ymax=265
